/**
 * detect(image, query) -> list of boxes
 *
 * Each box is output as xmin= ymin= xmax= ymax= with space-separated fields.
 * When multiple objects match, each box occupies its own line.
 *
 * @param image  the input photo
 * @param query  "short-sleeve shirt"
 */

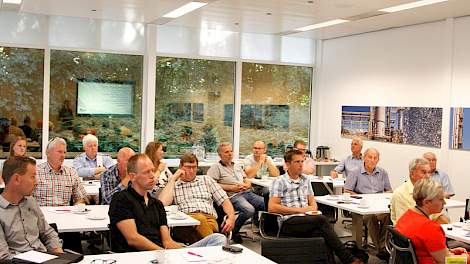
xmin=344 ymin=163 xmax=391 ymax=194
xmin=244 ymin=154 xmax=275 ymax=178
xmin=333 ymin=154 xmax=363 ymax=177
xmin=269 ymin=173 xmax=314 ymax=208
xmin=431 ymin=170 xmax=455 ymax=196
xmin=173 ymin=175 xmax=228 ymax=218
xmin=207 ymin=161 xmax=245 ymax=196
xmin=395 ymin=209 xmax=447 ymax=264
xmin=33 ymin=162 xmax=87 ymax=206
xmin=108 ymin=186 xmax=168 ymax=252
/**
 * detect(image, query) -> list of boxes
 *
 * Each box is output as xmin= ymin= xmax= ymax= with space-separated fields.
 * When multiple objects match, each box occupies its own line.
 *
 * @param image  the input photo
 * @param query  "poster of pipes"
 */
xmin=341 ymin=106 xmax=442 ymax=148
xmin=449 ymin=107 xmax=470 ymax=150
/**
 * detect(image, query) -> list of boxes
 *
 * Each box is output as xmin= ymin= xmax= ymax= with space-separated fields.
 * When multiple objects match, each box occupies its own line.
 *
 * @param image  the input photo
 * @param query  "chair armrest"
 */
xmin=259 ymin=211 xmax=284 ymax=239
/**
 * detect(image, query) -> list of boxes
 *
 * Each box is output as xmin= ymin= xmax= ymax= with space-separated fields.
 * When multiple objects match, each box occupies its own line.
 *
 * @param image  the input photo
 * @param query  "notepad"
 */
xmin=14 ymin=250 xmax=58 ymax=263
xmin=445 ymin=255 xmax=467 ymax=264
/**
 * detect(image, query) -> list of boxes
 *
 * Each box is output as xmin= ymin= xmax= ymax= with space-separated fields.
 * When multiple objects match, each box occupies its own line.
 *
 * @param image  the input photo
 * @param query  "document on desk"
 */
xmin=14 ymin=250 xmax=58 ymax=263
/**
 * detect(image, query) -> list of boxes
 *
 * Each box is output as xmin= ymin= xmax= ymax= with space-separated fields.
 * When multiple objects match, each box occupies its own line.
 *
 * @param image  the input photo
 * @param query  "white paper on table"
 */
xmin=14 ymin=250 xmax=58 ymax=263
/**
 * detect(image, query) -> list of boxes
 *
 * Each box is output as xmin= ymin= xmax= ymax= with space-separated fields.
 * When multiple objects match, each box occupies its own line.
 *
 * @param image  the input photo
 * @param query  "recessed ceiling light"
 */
xmin=91 ymin=9 xmax=97 ymax=12
xmin=295 ymin=19 xmax=349 ymax=32
xmin=266 ymin=12 xmax=272 ymax=15
xmin=307 ymin=1 xmax=314 ymax=4
xmin=3 ymin=0 xmax=22 ymax=4
xmin=379 ymin=0 xmax=448 ymax=13
xmin=162 ymin=1 xmax=207 ymax=18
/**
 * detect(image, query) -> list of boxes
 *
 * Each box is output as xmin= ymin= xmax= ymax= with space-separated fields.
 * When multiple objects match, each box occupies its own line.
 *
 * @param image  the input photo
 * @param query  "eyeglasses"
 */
xmin=90 ymin=259 xmax=117 ymax=264
xmin=183 ymin=165 xmax=198 ymax=170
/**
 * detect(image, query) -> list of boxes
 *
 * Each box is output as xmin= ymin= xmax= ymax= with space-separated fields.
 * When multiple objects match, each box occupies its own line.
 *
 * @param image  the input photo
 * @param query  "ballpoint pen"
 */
xmin=187 ymin=251 xmax=203 ymax=257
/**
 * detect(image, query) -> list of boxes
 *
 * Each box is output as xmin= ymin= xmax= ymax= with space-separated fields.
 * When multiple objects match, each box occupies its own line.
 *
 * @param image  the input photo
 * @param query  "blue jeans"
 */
xmin=230 ymin=190 xmax=265 ymax=234
xmin=188 ymin=233 xmax=226 ymax=247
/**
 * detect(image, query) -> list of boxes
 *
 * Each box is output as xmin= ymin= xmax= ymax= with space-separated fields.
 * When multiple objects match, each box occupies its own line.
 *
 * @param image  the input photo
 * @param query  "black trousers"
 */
xmin=281 ymin=215 xmax=355 ymax=264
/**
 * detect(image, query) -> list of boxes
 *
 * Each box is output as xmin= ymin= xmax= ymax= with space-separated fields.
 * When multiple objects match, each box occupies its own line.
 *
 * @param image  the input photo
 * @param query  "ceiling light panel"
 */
xmin=379 ymin=0 xmax=448 ymax=13
xmin=162 ymin=1 xmax=207 ymax=18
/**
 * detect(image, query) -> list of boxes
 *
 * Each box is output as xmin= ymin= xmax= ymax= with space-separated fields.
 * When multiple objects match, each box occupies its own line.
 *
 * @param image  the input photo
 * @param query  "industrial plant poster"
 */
xmin=341 ymin=106 xmax=442 ymax=148
xmin=449 ymin=107 xmax=470 ymax=150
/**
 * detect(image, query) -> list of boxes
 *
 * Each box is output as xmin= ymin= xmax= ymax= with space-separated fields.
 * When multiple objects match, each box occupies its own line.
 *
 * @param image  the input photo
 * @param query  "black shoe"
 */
xmin=232 ymin=233 xmax=243 ymax=244
xmin=376 ymin=250 xmax=390 ymax=261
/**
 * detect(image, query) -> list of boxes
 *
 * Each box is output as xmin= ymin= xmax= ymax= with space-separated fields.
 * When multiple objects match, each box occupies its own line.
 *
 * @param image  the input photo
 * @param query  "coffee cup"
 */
xmin=342 ymin=193 xmax=351 ymax=201
xmin=168 ymin=205 xmax=178 ymax=214
xmin=359 ymin=199 xmax=369 ymax=208
xmin=73 ymin=203 xmax=86 ymax=213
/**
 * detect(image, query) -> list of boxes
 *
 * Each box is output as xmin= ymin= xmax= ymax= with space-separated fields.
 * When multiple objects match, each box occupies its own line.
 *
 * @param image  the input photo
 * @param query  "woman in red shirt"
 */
xmin=396 ymin=179 xmax=468 ymax=264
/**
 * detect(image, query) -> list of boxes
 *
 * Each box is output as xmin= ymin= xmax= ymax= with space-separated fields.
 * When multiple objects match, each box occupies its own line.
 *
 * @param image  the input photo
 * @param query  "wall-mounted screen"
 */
xmin=76 ymin=80 xmax=134 ymax=116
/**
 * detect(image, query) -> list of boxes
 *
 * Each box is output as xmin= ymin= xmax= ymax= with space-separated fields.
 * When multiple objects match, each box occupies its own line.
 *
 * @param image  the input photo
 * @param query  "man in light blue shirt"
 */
xmin=344 ymin=148 xmax=392 ymax=259
xmin=330 ymin=137 xmax=363 ymax=178
xmin=423 ymin=152 xmax=455 ymax=198
xmin=73 ymin=134 xmax=114 ymax=180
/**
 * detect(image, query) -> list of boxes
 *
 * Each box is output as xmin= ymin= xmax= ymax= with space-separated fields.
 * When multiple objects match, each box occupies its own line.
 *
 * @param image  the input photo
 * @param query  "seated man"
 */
xmin=73 ymin=134 xmax=114 ymax=180
xmin=0 ymin=156 xmax=62 ymax=260
xmin=269 ymin=150 xmax=363 ymax=264
xmin=160 ymin=153 xmax=235 ymax=242
xmin=391 ymin=158 xmax=449 ymax=224
xmin=330 ymin=137 xmax=363 ymax=178
xmin=208 ymin=142 xmax=264 ymax=243
xmin=293 ymin=139 xmax=315 ymax=175
xmin=100 ymin=147 xmax=135 ymax=204
xmin=344 ymin=147 xmax=392 ymax=260
xmin=244 ymin=140 xmax=279 ymax=178
xmin=109 ymin=154 xmax=225 ymax=252
xmin=33 ymin=137 xmax=87 ymax=206
xmin=423 ymin=152 xmax=455 ymax=198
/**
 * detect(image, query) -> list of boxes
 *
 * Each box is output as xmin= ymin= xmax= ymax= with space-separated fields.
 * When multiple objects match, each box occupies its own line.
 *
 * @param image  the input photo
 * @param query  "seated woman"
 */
xmin=145 ymin=141 xmax=178 ymax=206
xmin=9 ymin=136 xmax=27 ymax=157
xmin=396 ymin=179 xmax=469 ymax=264
xmin=73 ymin=134 xmax=113 ymax=180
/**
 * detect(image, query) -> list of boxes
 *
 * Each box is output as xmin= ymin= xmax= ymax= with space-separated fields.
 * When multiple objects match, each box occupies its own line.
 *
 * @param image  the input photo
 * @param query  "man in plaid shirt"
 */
xmin=166 ymin=153 xmax=235 ymax=242
xmin=269 ymin=149 xmax=363 ymax=264
xmin=33 ymin=137 xmax=87 ymax=206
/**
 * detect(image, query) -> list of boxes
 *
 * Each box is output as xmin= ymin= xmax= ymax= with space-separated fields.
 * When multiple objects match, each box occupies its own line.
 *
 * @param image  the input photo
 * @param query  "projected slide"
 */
xmin=77 ymin=81 xmax=134 ymax=115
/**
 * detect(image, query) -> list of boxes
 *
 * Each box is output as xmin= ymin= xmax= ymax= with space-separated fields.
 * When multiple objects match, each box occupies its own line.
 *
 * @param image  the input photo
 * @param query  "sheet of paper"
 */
xmin=14 ymin=250 xmax=58 ymax=263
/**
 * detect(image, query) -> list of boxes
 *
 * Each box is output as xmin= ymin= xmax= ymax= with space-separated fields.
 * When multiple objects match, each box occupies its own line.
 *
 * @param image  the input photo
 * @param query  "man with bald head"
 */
xmin=344 ymin=148 xmax=392 ymax=260
xmin=330 ymin=137 xmax=363 ymax=178
xmin=244 ymin=140 xmax=279 ymax=178
xmin=101 ymin=147 xmax=136 ymax=204
xmin=423 ymin=152 xmax=454 ymax=198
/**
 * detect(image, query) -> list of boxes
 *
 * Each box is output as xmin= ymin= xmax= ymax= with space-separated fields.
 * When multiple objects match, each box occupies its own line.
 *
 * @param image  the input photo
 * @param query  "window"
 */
xmin=0 ymin=46 xmax=44 ymax=158
xmin=155 ymin=57 xmax=235 ymax=158
xmin=50 ymin=50 xmax=143 ymax=158
xmin=240 ymin=62 xmax=312 ymax=157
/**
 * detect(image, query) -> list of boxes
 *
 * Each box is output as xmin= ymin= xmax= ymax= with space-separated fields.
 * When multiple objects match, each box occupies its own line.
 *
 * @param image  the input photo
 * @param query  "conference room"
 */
xmin=1 ymin=0 xmax=470 ymax=263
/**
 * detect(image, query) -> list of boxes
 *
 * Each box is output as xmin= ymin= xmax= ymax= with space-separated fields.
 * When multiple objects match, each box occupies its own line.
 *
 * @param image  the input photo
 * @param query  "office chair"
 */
xmin=386 ymin=225 xmax=418 ymax=264
xmin=261 ymin=237 xmax=333 ymax=264
xmin=464 ymin=198 xmax=469 ymax=221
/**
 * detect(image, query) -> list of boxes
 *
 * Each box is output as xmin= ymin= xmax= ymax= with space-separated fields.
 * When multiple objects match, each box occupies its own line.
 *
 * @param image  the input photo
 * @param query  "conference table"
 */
xmin=442 ymin=223 xmax=470 ymax=244
xmin=78 ymin=245 xmax=275 ymax=264
xmin=41 ymin=205 xmax=200 ymax=233
xmin=315 ymin=193 xmax=466 ymax=246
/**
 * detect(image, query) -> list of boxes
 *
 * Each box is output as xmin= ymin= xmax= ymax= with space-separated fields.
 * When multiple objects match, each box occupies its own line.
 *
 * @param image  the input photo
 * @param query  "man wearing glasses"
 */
xmin=293 ymin=139 xmax=315 ymax=175
xmin=166 ymin=153 xmax=236 ymax=242
xmin=244 ymin=140 xmax=279 ymax=179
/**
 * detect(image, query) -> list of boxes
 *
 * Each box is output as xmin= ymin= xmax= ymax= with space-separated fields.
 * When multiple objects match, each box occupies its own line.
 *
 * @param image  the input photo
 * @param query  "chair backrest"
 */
xmin=464 ymin=198 xmax=469 ymax=221
xmin=387 ymin=226 xmax=418 ymax=264
xmin=261 ymin=237 xmax=332 ymax=264
xmin=259 ymin=212 xmax=282 ymax=238
xmin=311 ymin=181 xmax=334 ymax=196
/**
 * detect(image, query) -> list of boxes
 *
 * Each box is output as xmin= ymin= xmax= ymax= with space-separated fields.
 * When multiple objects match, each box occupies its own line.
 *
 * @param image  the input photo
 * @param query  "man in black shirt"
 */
xmin=109 ymin=154 xmax=225 ymax=252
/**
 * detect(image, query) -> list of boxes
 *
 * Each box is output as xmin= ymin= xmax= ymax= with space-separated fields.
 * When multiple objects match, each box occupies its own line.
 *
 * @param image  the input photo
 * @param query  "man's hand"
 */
xmin=163 ymin=239 xmax=183 ymax=249
xmin=300 ymin=206 xmax=317 ymax=213
xmin=233 ymin=184 xmax=245 ymax=193
xmin=221 ymin=216 xmax=235 ymax=233
xmin=330 ymin=170 xmax=338 ymax=178
xmin=52 ymin=247 xmax=64 ymax=254
xmin=258 ymin=154 xmax=267 ymax=164
xmin=172 ymin=169 xmax=185 ymax=180
xmin=241 ymin=181 xmax=251 ymax=190
xmin=94 ymin=166 xmax=107 ymax=175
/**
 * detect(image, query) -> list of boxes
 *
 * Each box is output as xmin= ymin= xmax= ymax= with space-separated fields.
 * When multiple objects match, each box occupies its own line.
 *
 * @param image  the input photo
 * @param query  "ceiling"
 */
xmin=5 ymin=0 xmax=470 ymax=39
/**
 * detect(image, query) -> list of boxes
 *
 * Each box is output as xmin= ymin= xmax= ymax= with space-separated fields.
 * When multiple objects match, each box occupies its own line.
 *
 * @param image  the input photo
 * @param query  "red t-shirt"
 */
xmin=395 ymin=209 xmax=447 ymax=264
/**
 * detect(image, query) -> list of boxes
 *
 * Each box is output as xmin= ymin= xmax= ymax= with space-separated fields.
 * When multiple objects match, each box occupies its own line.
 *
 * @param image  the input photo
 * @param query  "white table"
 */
xmin=250 ymin=176 xmax=344 ymax=194
xmin=316 ymin=193 xmax=466 ymax=246
xmin=41 ymin=205 xmax=200 ymax=233
xmin=442 ymin=224 xmax=470 ymax=244
xmin=78 ymin=245 xmax=275 ymax=264
xmin=82 ymin=180 xmax=100 ymax=196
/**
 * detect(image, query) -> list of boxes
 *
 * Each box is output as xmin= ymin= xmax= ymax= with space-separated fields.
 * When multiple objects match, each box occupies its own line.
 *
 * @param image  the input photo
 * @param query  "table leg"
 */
xmin=351 ymin=213 xmax=364 ymax=248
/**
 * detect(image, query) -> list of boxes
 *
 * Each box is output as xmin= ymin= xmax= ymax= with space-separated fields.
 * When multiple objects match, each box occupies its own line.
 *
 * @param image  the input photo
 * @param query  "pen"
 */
xmin=55 ymin=209 xmax=71 ymax=212
xmin=188 ymin=251 xmax=203 ymax=257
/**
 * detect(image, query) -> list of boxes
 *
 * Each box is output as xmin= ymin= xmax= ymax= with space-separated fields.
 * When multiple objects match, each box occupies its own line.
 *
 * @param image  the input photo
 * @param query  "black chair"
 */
xmin=386 ymin=225 xmax=418 ymax=264
xmin=261 ymin=237 xmax=333 ymax=264
xmin=311 ymin=181 xmax=338 ymax=223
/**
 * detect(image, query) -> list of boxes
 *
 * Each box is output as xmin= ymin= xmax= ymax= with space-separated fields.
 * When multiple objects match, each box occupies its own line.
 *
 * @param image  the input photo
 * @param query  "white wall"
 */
xmin=315 ymin=17 xmax=470 ymax=219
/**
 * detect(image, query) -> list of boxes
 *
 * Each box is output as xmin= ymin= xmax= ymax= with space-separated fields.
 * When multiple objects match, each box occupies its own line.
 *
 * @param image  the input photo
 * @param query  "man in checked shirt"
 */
xmin=162 ymin=153 xmax=236 ymax=243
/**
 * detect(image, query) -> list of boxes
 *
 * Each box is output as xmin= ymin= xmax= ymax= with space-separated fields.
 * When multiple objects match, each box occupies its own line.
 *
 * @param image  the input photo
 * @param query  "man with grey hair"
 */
xmin=73 ymin=134 xmax=113 ymax=180
xmin=423 ymin=152 xmax=455 ymax=198
xmin=330 ymin=137 xmax=363 ymax=178
xmin=244 ymin=140 xmax=279 ymax=178
xmin=33 ymin=137 xmax=87 ymax=206
xmin=390 ymin=158 xmax=449 ymax=224
xmin=207 ymin=142 xmax=264 ymax=243
xmin=344 ymin=148 xmax=392 ymax=260
xmin=100 ymin=147 xmax=135 ymax=205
